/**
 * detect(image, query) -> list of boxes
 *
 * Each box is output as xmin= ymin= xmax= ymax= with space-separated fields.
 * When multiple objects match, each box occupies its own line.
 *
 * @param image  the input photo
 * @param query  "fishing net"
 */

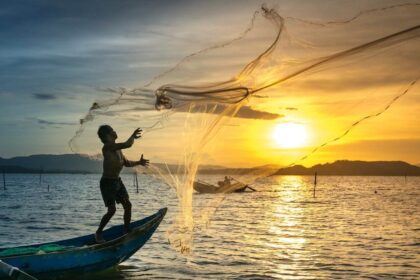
xmin=68 ymin=3 xmax=420 ymax=254
xmin=0 ymin=244 xmax=74 ymax=257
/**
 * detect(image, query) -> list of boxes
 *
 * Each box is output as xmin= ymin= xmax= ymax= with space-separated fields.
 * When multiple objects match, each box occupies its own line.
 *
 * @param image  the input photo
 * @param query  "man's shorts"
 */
xmin=100 ymin=177 xmax=129 ymax=207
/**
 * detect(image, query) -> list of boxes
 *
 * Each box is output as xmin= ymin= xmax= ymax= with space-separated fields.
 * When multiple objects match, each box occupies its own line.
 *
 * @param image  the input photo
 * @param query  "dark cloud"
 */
xmin=33 ymin=93 xmax=57 ymax=100
xmin=175 ymin=105 xmax=283 ymax=120
xmin=0 ymin=1 xmax=188 ymax=52
xmin=235 ymin=106 xmax=283 ymax=120
xmin=0 ymin=1 xmax=190 ymax=95
xmin=86 ymin=104 xmax=282 ymax=120
xmin=30 ymin=117 xmax=76 ymax=126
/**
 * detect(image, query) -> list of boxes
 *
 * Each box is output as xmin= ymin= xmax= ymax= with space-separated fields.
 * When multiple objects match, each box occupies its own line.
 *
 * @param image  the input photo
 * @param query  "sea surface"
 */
xmin=0 ymin=174 xmax=419 ymax=279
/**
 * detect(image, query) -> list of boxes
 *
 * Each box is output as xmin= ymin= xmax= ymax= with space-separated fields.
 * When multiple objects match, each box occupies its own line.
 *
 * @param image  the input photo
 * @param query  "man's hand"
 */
xmin=126 ymin=128 xmax=142 ymax=147
xmin=139 ymin=154 xmax=149 ymax=167
xmin=131 ymin=128 xmax=142 ymax=139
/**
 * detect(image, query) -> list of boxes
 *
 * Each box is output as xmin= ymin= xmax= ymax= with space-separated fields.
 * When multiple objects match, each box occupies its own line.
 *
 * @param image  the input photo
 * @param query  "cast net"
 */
xmin=69 ymin=3 xmax=420 ymax=254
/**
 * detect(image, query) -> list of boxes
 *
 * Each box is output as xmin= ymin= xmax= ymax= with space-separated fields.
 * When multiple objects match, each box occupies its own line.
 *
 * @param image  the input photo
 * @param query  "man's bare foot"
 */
xmin=95 ymin=232 xmax=106 ymax=244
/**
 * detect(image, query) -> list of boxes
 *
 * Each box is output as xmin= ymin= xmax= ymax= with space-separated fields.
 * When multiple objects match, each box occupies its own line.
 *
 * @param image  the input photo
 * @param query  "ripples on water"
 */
xmin=0 ymin=174 xmax=419 ymax=279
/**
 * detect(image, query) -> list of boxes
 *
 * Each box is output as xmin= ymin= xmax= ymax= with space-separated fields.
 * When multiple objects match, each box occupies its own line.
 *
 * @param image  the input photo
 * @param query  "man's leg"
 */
xmin=96 ymin=204 xmax=116 ymax=242
xmin=121 ymin=198 xmax=132 ymax=234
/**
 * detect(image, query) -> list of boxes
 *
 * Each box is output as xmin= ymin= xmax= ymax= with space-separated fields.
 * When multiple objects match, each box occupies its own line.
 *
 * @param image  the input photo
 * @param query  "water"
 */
xmin=0 ymin=174 xmax=419 ymax=279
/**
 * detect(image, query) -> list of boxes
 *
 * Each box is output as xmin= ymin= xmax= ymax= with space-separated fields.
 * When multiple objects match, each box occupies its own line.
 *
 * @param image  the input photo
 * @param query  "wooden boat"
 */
xmin=193 ymin=180 xmax=250 ymax=193
xmin=0 ymin=208 xmax=167 ymax=280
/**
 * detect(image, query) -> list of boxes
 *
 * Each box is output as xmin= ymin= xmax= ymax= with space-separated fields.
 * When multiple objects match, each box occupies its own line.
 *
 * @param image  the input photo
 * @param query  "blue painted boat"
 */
xmin=0 ymin=208 xmax=167 ymax=279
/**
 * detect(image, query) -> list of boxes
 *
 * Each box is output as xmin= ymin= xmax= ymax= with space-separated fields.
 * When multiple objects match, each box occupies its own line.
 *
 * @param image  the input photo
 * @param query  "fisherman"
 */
xmin=95 ymin=125 xmax=149 ymax=243
xmin=217 ymin=176 xmax=231 ymax=188
xmin=223 ymin=176 xmax=231 ymax=186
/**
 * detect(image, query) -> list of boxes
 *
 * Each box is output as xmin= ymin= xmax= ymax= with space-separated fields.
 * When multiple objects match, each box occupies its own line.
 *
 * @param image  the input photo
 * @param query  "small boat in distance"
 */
xmin=0 ymin=208 xmax=167 ymax=280
xmin=193 ymin=178 xmax=256 ymax=194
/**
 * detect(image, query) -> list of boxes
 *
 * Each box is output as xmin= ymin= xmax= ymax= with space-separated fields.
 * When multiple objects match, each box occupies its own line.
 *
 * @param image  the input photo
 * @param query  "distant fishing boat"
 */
xmin=193 ymin=179 xmax=255 ymax=194
xmin=0 ymin=208 xmax=167 ymax=279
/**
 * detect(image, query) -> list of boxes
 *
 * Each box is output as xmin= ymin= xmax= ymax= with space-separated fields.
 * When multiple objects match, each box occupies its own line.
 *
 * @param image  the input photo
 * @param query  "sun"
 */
xmin=272 ymin=123 xmax=308 ymax=148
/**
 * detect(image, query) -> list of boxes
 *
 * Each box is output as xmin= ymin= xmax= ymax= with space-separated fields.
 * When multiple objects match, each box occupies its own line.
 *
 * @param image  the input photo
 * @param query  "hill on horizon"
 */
xmin=0 ymin=154 xmax=283 ymax=174
xmin=273 ymin=160 xmax=420 ymax=176
xmin=1 ymin=154 xmax=419 ymax=176
xmin=0 ymin=154 xmax=102 ymax=173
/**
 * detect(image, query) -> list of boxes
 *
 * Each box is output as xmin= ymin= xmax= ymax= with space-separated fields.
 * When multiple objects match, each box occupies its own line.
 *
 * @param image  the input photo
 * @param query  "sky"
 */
xmin=0 ymin=0 xmax=419 ymax=167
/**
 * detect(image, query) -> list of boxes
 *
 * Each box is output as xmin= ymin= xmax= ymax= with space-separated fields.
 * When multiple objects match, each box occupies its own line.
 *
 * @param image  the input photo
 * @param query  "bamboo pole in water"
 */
xmin=313 ymin=172 xmax=317 ymax=198
xmin=135 ymin=172 xmax=139 ymax=193
xmin=39 ymin=167 xmax=43 ymax=186
xmin=2 ymin=168 xmax=5 ymax=190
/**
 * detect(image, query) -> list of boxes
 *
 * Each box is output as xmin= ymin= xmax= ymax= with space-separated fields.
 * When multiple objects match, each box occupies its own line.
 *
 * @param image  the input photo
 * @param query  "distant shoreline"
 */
xmin=2 ymin=171 xmax=420 ymax=177
xmin=1 ymin=154 xmax=420 ymax=176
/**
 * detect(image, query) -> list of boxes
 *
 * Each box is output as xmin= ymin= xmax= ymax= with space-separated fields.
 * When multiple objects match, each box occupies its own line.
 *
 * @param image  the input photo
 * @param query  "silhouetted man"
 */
xmin=95 ymin=125 xmax=149 ymax=243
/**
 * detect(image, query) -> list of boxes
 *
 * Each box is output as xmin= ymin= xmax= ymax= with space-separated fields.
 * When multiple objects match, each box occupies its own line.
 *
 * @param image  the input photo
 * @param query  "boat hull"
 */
xmin=193 ymin=181 xmax=246 ymax=193
xmin=0 ymin=208 xmax=167 ymax=279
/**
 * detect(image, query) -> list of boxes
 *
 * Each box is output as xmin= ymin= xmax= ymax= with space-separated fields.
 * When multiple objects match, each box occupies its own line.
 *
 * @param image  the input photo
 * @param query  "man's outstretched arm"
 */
xmin=104 ymin=128 xmax=142 ymax=151
xmin=123 ymin=154 xmax=150 ymax=167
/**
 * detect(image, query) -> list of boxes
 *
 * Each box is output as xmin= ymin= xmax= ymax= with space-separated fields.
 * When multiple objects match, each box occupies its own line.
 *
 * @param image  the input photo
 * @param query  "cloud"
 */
xmin=175 ymin=105 xmax=283 ymax=120
xmin=33 ymin=93 xmax=57 ymax=100
xmin=91 ymin=104 xmax=283 ymax=120
xmin=235 ymin=106 xmax=283 ymax=120
xmin=282 ymin=107 xmax=298 ymax=111
xmin=30 ymin=117 xmax=77 ymax=126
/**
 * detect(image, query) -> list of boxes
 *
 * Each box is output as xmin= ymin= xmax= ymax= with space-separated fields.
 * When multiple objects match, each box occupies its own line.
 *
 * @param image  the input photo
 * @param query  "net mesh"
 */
xmin=68 ymin=3 xmax=420 ymax=254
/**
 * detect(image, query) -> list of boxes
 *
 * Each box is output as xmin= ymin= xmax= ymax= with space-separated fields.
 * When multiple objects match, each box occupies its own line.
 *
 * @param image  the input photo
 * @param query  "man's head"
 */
xmin=97 ymin=125 xmax=118 ymax=143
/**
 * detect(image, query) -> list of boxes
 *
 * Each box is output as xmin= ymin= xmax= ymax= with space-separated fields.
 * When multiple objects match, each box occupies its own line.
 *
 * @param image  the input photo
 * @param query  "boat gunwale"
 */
xmin=0 ymin=208 xmax=166 ymax=260
xmin=195 ymin=180 xmax=215 ymax=187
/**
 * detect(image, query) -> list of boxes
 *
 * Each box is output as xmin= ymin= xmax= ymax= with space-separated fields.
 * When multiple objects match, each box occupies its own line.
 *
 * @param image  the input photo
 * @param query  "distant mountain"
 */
xmin=1 ymin=155 xmax=418 ymax=176
xmin=273 ymin=160 xmax=420 ymax=176
xmin=0 ymin=154 xmax=102 ymax=173
xmin=0 ymin=165 xmax=40 ymax=173
xmin=142 ymin=163 xmax=281 ymax=175
xmin=0 ymin=154 xmax=282 ymax=175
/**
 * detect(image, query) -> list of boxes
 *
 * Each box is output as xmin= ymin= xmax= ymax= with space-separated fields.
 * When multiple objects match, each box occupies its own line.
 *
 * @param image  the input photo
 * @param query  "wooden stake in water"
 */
xmin=135 ymin=172 xmax=139 ymax=193
xmin=313 ymin=172 xmax=317 ymax=198
xmin=47 ymin=184 xmax=50 ymax=192
xmin=39 ymin=167 xmax=43 ymax=186
xmin=2 ymin=168 xmax=6 ymax=190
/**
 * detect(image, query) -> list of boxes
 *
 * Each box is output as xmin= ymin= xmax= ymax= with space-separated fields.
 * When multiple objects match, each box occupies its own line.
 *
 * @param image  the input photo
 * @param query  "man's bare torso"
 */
xmin=102 ymin=147 xmax=125 ymax=178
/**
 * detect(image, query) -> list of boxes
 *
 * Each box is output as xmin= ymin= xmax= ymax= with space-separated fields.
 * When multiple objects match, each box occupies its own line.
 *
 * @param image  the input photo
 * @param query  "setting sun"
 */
xmin=272 ymin=123 xmax=308 ymax=148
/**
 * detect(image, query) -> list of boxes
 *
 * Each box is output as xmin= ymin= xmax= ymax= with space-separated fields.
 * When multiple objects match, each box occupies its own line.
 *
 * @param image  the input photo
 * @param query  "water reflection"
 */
xmin=0 ymin=174 xmax=419 ymax=279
